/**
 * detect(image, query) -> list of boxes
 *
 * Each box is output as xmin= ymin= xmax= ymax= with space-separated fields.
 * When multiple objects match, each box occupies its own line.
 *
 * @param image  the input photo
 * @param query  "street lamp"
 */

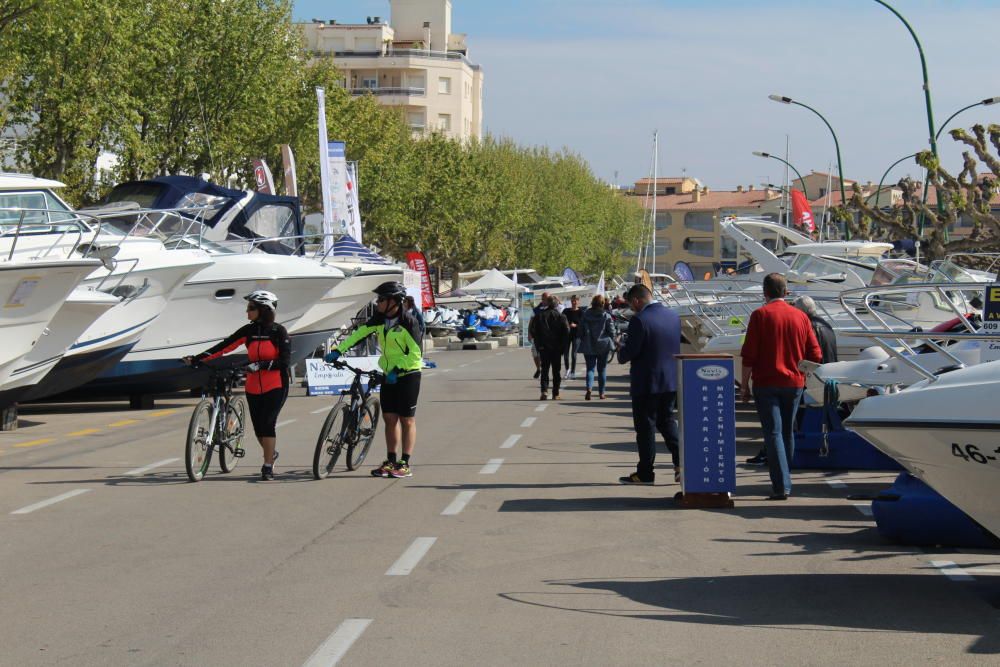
xmin=752 ymin=151 xmax=810 ymax=200
xmin=874 ymin=96 xmax=1000 ymax=209
xmin=768 ymin=93 xmax=848 ymax=238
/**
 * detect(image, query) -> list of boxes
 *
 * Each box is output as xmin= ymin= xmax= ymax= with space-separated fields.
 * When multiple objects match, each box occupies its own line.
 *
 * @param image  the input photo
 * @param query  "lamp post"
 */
xmin=768 ymin=94 xmax=848 ymax=238
xmin=874 ymin=97 xmax=1000 ymax=209
xmin=752 ymin=151 xmax=810 ymax=200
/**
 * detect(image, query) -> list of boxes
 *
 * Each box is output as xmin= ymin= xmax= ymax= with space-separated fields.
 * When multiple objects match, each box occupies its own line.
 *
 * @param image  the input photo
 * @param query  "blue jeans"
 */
xmin=583 ymin=354 xmax=607 ymax=393
xmin=631 ymin=391 xmax=679 ymax=481
xmin=753 ymin=386 xmax=804 ymax=495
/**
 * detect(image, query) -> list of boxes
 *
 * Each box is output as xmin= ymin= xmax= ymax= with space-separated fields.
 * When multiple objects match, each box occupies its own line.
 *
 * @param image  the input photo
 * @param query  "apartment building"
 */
xmin=299 ymin=0 xmax=484 ymax=141
xmin=630 ymin=177 xmax=785 ymax=275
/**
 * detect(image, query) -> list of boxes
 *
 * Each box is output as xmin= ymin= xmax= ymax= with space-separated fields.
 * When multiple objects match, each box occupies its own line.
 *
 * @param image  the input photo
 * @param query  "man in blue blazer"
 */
xmin=616 ymin=284 xmax=681 ymax=484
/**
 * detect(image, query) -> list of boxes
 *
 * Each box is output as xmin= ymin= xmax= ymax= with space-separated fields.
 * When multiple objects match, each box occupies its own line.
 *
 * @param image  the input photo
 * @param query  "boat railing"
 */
xmin=83 ymin=204 xmax=222 ymax=248
xmin=219 ymin=234 xmax=311 ymax=256
xmin=834 ymin=329 xmax=1000 ymax=384
xmin=0 ymin=207 xmax=101 ymax=261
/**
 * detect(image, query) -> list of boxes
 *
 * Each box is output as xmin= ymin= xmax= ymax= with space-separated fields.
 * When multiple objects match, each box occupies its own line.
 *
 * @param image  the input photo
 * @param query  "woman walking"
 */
xmin=577 ymin=294 xmax=616 ymax=400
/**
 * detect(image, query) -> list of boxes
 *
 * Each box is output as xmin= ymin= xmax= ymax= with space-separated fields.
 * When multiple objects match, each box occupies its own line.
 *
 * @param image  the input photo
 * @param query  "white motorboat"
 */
xmin=0 ymin=258 xmax=102 ymax=406
xmin=846 ymin=357 xmax=1000 ymax=538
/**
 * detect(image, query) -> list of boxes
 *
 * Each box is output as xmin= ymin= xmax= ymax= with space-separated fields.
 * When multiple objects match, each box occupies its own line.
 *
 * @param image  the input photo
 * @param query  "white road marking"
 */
xmin=11 ymin=489 xmax=91 ymax=515
xmin=276 ymin=419 xmax=297 ymax=429
xmin=442 ymin=368 xmax=453 ymax=373
xmin=302 ymin=618 xmax=373 ymax=667
xmin=441 ymin=490 xmax=477 ymax=516
xmin=125 ymin=458 xmax=179 ymax=476
xmin=826 ymin=480 xmax=848 ymax=489
xmin=311 ymin=407 xmax=331 ymax=414
xmin=500 ymin=434 xmax=522 ymax=449
xmin=520 ymin=417 xmax=536 ymax=428
xmin=931 ymin=560 xmax=974 ymax=582
xmin=967 ymin=568 xmax=1000 ymax=575
xmin=497 ymin=352 xmax=505 ymax=356
xmin=853 ymin=503 xmax=873 ymax=517
xmin=459 ymin=363 xmax=469 ymax=368
xmin=386 ymin=537 xmax=437 ymax=576
xmin=479 ymin=458 xmax=504 ymax=474
xmin=535 ymin=404 xmax=548 ymax=412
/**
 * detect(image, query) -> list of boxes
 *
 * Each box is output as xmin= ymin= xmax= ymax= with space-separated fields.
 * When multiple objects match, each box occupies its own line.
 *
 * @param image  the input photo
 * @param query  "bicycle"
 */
xmin=184 ymin=359 xmax=249 ymax=482
xmin=312 ymin=359 xmax=383 ymax=479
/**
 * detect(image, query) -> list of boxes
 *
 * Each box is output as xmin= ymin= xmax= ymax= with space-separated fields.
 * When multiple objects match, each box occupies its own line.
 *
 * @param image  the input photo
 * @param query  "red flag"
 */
xmin=791 ymin=189 xmax=815 ymax=233
xmin=405 ymin=251 xmax=435 ymax=309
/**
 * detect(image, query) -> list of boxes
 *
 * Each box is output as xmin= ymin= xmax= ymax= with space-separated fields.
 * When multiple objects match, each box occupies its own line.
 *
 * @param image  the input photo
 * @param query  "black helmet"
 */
xmin=373 ymin=281 xmax=406 ymax=301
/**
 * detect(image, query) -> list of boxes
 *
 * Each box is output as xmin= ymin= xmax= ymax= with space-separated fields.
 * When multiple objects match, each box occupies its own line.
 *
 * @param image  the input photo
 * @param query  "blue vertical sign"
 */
xmin=678 ymin=356 xmax=736 ymax=494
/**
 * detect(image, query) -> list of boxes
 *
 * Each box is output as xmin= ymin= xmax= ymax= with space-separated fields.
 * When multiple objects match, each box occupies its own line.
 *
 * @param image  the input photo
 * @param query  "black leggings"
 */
xmin=246 ymin=387 xmax=288 ymax=438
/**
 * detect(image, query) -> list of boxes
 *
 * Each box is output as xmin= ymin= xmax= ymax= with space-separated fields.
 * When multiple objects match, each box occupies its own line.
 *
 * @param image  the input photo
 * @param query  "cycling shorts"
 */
xmin=246 ymin=387 xmax=288 ymax=437
xmin=380 ymin=372 xmax=420 ymax=417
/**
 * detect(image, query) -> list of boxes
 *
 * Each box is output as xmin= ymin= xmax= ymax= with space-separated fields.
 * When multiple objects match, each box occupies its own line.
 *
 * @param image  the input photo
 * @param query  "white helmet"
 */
xmin=244 ymin=290 xmax=278 ymax=311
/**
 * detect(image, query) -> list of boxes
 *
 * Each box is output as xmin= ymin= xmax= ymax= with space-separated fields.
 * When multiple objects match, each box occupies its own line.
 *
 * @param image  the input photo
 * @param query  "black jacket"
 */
xmin=530 ymin=308 xmax=570 ymax=352
xmin=810 ymin=315 xmax=838 ymax=364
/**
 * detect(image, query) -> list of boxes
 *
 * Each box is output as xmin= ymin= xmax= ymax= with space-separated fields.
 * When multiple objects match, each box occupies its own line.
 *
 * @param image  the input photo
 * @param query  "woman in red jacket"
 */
xmin=185 ymin=290 xmax=291 ymax=481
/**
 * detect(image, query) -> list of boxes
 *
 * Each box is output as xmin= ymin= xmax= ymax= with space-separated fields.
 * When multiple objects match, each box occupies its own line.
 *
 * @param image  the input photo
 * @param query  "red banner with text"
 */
xmin=406 ymin=251 xmax=435 ymax=309
xmin=791 ymin=189 xmax=815 ymax=233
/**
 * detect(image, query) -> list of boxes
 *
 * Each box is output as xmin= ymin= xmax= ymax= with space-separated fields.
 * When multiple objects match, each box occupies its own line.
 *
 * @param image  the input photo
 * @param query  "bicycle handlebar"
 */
xmin=326 ymin=358 xmax=385 ymax=378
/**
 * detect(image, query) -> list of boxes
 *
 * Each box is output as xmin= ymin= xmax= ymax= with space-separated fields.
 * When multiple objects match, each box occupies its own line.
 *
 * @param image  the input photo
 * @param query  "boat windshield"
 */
xmin=787 ymin=254 xmax=852 ymax=282
xmin=929 ymin=259 xmax=989 ymax=283
xmin=0 ymin=189 xmax=82 ymax=234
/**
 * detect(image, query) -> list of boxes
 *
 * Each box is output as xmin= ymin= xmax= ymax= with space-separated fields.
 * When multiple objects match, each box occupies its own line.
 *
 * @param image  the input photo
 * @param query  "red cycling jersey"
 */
xmin=197 ymin=322 xmax=291 ymax=394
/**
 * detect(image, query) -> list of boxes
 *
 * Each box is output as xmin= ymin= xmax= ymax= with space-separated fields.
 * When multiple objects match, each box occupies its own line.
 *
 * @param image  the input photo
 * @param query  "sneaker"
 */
xmin=570 ymin=372 xmax=577 ymax=380
xmin=540 ymin=392 xmax=548 ymax=401
xmin=619 ymin=473 xmax=654 ymax=485
xmin=390 ymin=462 xmax=412 ymax=478
xmin=533 ymin=369 xmax=540 ymax=379
xmin=745 ymin=453 xmax=767 ymax=466
xmin=552 ymin=394 xmax=561 ymax=400
xmin=585 ymin=389 xmax=592 ymax=400
xmin=674 ymin=469 xmax=681 ymax=483
xmin=371 ymin=460 xmax=395 ymax=477
xmin=260 ymin=465 xmax=274 ymax=481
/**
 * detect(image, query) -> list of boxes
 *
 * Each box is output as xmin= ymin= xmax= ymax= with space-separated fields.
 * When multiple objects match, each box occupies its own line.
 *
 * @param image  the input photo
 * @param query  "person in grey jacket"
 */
xmin=577 ymin=294 xmax=616 ymax=400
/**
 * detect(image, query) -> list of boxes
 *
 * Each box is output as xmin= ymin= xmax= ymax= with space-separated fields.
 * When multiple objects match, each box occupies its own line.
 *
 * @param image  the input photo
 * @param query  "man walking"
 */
xmin=740 ymin=273 xmax=822 ymax=500
xmin=529 ymin=295 xmax=569 ymax=400
xmin=617 ymin=284 xmax=681 ymax=485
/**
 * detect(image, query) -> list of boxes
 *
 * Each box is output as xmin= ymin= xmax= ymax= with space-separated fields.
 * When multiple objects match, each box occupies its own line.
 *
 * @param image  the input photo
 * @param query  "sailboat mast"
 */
xmin=651 ymin=130 xmax=658 ymax=275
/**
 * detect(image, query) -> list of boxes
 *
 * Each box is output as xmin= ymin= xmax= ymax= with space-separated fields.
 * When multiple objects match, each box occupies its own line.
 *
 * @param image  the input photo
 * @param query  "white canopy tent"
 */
xmin=462 ymin=268 xmax=526 ymax=295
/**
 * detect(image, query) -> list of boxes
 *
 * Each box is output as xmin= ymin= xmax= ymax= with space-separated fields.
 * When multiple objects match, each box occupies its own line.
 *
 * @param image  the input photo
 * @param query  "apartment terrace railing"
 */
xmin=350 ymin=87 xmax=426 ymax=97
xmin=313 ymin=48 xmax=481 ymax=70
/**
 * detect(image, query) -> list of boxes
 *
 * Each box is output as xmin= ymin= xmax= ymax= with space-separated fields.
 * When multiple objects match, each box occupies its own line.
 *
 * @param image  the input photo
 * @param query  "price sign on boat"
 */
xmin=981 ymin=284 xmax=1000 ymax=363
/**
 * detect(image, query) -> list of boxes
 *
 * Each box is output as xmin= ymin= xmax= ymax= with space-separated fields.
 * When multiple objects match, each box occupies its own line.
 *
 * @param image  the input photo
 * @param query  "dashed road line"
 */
xmin=276 ymin=419 xmax=297 ymax=429
xmin=496 ymin=351 xmax=505 ymax=356
xmin=109 ymin=419 xmax=140 ymax=428
xmin=125 ymin=458 xmax=179 ymax=477
xmin=386 ymin=537 xmax=437 ymax=575
xmin=149 ymin=409 xmax=177 ymax=417
xmin=442 ymin=368 xmax=453 ymax=373
xmin=931 ymin=560 xmax=974 ymax=582
xmin=520 ymin=417 xmax=536 ymax=428
xmin=826 ymin=480 xmax=848 ymax=489
xmin=302 ymin=618 xmax=373 ymax=667
xmin=441 ymin=490 xmax=477 ymax=516
xmin=11 ymin=489 xmax=91 ymax=515
xmin=311 ymin=406 xmax=330 ymax=414
xmin=479 ymin=458 xmax=504 ymax=474
xmin=853 ymin=503 xmax=873 ymax=517
xmin=13 ymin=438 xmax=53 ymax=449
xmin=534 ymin=403 xmax=548 ymax=412
xmin=458 ymin=363 xmax=469 ymax=368
xmin=500 ymin=434 xmax=522 ymax=449
xmin=67 ymin=428 xmax=101 ymax=437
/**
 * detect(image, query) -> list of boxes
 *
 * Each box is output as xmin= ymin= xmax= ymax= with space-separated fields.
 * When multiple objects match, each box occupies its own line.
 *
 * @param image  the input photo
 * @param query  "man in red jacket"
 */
xmin=740 ymin=273 xmax=822 ymax=500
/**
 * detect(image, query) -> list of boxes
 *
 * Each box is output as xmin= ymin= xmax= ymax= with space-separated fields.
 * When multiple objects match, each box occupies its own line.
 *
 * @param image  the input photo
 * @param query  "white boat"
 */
xmin=846 ymin=357 xmax=1000 ymax=538
xmin=0 ymin=259 xmax=103 ymax=405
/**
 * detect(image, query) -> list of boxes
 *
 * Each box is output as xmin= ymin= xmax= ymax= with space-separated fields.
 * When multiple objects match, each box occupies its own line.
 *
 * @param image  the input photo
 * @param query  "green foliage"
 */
xmin=0 ymin=1 xmax=639 ymax=276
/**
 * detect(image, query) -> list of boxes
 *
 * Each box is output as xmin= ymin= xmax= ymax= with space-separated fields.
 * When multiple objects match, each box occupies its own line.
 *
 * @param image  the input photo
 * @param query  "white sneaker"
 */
xmin=570 ymin=372 xmax=577 ymax=380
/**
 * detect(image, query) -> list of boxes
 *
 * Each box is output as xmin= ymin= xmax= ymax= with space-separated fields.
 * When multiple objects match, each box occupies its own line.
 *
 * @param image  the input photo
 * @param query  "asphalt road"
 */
xmin=1 ymin=348 xmax=998 ymax=666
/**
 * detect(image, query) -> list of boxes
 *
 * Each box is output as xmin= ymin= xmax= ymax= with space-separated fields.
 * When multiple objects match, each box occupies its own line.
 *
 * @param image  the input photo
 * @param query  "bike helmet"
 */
xmin=373 ymin=281 xmax=406 ymax=301
xmin=244 ymin=289 xmax=278 ymax=311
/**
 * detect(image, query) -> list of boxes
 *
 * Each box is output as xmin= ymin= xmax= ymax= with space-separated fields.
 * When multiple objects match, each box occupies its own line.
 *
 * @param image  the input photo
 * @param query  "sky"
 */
xmin=292 ymin=1 xmax=1000 ymax=191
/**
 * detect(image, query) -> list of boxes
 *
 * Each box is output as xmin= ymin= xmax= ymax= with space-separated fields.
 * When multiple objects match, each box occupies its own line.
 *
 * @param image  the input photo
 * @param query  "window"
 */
xmin=361 ymin=77 xmax=377 ymax=89
xmin=664 ymin=187 xmax=676 ymax=195
xmin=654 ymin=211 xmax=672 ymax=230
xmin=683 ymin=238 xmax=715 ymax=257
xmin=407 ymin=111 xmax=425 ymax=130
xmin=654 ymin=238 xmax=672 ymax=255
xmin=684 ymin=211 xmax=714 ymax=231
xmin=720 ymin=236 xmax=738 ymax=259
xmin=438 ymin=77 xmax=451 ymax=94
xmin=243 ymin=204 xmax=297 ymax=251
xmin=438 ymin=114 xmax=451 ymax=131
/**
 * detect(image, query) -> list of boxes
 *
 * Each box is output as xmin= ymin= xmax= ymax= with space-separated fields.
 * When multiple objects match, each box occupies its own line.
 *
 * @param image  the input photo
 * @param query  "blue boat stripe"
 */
xmin=69 ymin=315 xmax=160 ymax=350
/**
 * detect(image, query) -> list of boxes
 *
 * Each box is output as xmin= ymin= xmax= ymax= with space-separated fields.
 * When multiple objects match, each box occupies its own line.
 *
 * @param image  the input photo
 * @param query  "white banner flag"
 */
xmin=346 ymin=161 xmax=362 ymax=243
xmin=316 ymin=88 xmax=336 ymax=253
xmin=594 ymin=271 xmax=606 ymax=296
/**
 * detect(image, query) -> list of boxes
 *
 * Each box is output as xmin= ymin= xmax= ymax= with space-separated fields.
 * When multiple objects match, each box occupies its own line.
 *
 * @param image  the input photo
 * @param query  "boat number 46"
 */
xmin=951 ymin=443 xmax=1000 ymax=465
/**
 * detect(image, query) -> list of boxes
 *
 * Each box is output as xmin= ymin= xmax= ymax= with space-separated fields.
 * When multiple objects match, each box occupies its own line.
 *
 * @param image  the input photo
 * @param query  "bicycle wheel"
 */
xmin=347 ymin=396 xmax=381 ymax=470
xmin=313 ymin=404 xmax=350 ymax=479
xmin=218 ymin=396 xmax=247 ymax=473
xmin=185 ymin=399 xmax=215 ymax=482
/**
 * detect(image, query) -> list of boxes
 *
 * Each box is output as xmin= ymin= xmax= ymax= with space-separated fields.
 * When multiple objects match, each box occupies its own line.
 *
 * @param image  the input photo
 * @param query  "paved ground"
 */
xmin=0 ymin=348 xmax=998 ymax=666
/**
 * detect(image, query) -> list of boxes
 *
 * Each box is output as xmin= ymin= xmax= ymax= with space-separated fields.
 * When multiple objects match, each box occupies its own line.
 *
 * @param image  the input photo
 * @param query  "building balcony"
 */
xmin=316 ymin=48 xmax=481 ymax=71
xmin=350 ymin=87 xmax=426 ymax=97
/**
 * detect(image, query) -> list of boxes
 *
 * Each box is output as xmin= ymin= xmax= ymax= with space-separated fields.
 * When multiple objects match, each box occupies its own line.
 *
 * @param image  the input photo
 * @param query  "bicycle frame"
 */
xmin=200 ymin=365 xmax=245 ymax=455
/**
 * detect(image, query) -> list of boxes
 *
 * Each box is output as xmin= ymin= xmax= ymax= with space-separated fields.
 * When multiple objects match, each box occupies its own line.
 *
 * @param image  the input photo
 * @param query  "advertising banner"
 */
xmin=791 ymin=189 xmax=816 ymax=233
xmin=326 ymin=141 xmax=350 ymax=238
xmin=346 ymin=162 xmax=362 ymax=243
xmin=252 ymin=159 xmax=275 ymax=195
xmin=981 ymin=284 xmax=1000 ymax=363
xmin=405 ymin=251 xmax=436 ymax=309
xmin=677 ymin=355 xmax=736 ymax=495
xmin=280 ymin=144 xmax=297 ymax=197
xmin=305 ymin=355 xmax=381 ymax=396
xmin=316 ymin=87 xmax=335 ymax=253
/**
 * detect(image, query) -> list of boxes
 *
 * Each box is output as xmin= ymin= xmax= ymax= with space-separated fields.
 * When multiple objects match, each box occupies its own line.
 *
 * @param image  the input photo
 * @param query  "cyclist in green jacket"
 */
xmin=326 ymin=281 xmax=423 ymax=478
